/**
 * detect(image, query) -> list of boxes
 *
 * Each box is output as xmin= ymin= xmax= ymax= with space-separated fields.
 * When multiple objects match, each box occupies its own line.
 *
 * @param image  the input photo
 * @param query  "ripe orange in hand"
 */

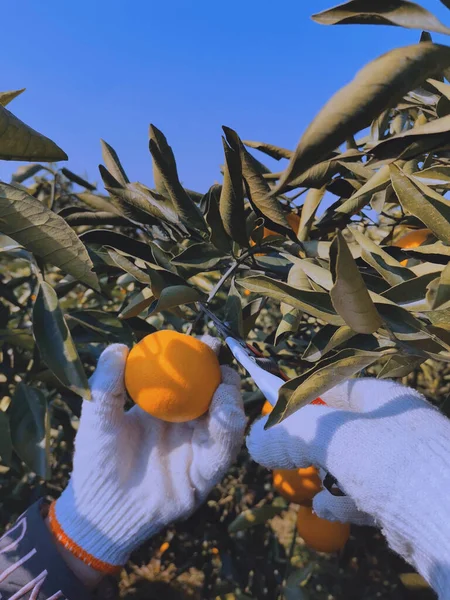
xmin=125 ymin=330 xmax=221 ymax=423
xmin=296 ymin=504 xmax=350 ymax=553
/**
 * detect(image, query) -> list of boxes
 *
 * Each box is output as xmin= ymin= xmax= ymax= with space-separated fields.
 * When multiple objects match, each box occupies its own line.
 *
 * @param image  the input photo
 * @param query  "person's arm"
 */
xmin=0 ymin=500 xmax=94 ymax=599
xmin=247 ymin=378 xmax=450 ymax=598
xmin=0 ymin=339 xmax=245 ymax=598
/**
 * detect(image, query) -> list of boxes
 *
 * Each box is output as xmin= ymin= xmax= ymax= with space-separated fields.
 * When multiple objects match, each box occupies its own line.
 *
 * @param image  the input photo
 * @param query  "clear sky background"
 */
xmin=2 ymin=0 xmax=450 ymax=193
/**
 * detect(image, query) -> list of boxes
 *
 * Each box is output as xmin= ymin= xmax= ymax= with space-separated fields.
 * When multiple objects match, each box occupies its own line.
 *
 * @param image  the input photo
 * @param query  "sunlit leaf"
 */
xmin=273 ymin=43 xmax=450 ymax=193
xmin=297 ymin=187 xmax=326 ymax=241
xmin=8 ymin=383 xmax=50 ymax=478
xmin=120 ymin=287 xmax=155 ymax=319
xmin=0 ymin=104 xmax=67 ymax=161
xmin=238 ymin=275 xmax=344 ymax=325
xmin=0 ymin=88 xmax=25 ymax=107
xmin=33 ymin=282 xmax=91 ymax=399
xmin=333 ymin=165 xmax=391 ymax=219
xmin=203 ymin=185 xmax=232 ymax=253
xmin=101 ymin=139 xmax=129 ymax=187
xmin=0 ymin=183 xmax=99 ymax=290
xmin=430 ymin=262 xmax=450 ymax=309
xmin=268 ymin=348 xmax=384 ymax=427
xmin=330 ymin=231 xmax=382 ymax=333
xmin=390 ymin=164 xmax=450 ymax=244
xmin=303 ymin=325 xmax=358 ymax=361
xmin=312 ymin=1 xmax=450 ymax=36
xmin=147 ymin=285 xmax=200 ymax=316
xmin=378 ymin=354 xmax=425 ymax=378
xmin=242 ymin=140 xmax=293 ymax=160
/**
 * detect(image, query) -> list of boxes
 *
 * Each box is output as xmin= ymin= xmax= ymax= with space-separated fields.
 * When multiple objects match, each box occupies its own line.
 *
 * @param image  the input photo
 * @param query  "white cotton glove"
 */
xmin=247 ymin=378 xmax=450 ymax=598
xmin=49 ymin=337 xmax=245 ymax=573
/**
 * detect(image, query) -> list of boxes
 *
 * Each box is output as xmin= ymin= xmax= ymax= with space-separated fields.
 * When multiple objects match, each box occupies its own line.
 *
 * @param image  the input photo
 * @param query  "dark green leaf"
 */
xmin=430 ymin=262 xmax=450 ymax=308
xmin=0 ymin=183 xmax=99 ymax=290
xmin=312 ymin=1 xmax=450 ymax=36
xmin=0 ymin=411 xmax=12 ymax=465
xmin=147 ymin=285 xmax=200 ymax=316
xmin=224 ymin=279 xmax=243 ymax=337
xmin=0 ymin=329 xmax=34 ymax=351
xmin=11 ymin=163 xmax=45 ymax=183
xmin=381 ymin=271 xmax=440 ymax=308
xmin=80 ymin=230 xmax=155 ymax=263
xmin=297 ymin=187 xmax=326 ymax=241
xmin=61 ymin=168 xmax=96 ymax=191
xmin=330 ymin=231 xmax=382 ymax=333
xmin=333 ymin=165 xmax=391 ymax=219
xmin=390 ymin=164 xmax=450 ymax=244
xmin=33 ymin=282 xmax=91 ymax=399
xmin=149 ymin=124 xmax=178 ymax=196
xmin=228 ymin=505 xmax=285 ymax=533
xmin=120 ymin=287 xmax=155 ymax=319
xmin=378 ymin=354 xmax=425 ymax=378
xmin=66 ymin=310 xmax=134 ymax=346
xmin=223 ymin=127 xmax=291 ymax=234
xmin=172 ymin=243 xmax=224 ymax=269
xmin=242 ymin=298 xmax=265 ymax=338
xmin=8 ymin=383 xmax=50 ymax=478
xmin=303 ymin=325 xmax=357 ymax=361
xmin=106 ymin=249 xmax=152 ymax=284
xmin=204 ymin=185 xmax=232 ymax=253
xmin=273 ymin=43 xmax=450 ymax=193
xmin=219 ymin=137 xmax=248 ymax=247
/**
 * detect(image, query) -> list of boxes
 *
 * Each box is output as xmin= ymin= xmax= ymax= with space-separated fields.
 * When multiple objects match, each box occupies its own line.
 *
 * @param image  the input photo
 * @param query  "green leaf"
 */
xmin=8 ymin=383 xmax=50 ymax=479
xmin=276 ymin=263 xmax=310 ymax=342
xmin=412 ymin=165 xmax=450 ymax=186
xmin=430 ymin=262 xmax=450 ymax=308
xmin=238 ymin=275 xmax=344 ymax=326
xmin=223 ymin=127 xmax=291 ymax=233
xmin=224 ymin=279 xmax=244 ymax=337
xmin=242 ymin=140 xmax=293 ymax=160
xmin=80 ymin=229 xmax=155 ymax=264
xmin=228 ymin=505 xmax=285 ymax=533
xmin=66 ymin=310 xmax=134 ymax=347
xmin=351 ymin=226 xmax=415 ymax=286
xmin=381 ymin=271 xmax=440 ymax=308
xmin=333 ymin=165 xmax=391 ymax=219
xmin=149 ymin=126 xmax=208 ymax=236
xmin=0 ymin=88 xmax=25 ymax=107
xmin=219 ymin=137 xmax=248 ymax=247
xmin=390 ymin=164 xmax=450 ymax=244
xmin=329 ymin=231 xmax=382 ymax=333
xmin=203 ymin=184 xmax=232 ymax=252
xmin=297 ymin=187 xmax=326 ymax=241
xmin=312 ymin=1 xmax=450 ymax=36
xmin=0 ymin=329 xmax=34 ymax=351
xmin=375 ymin=301 xmax=428 ymax=340
xmin=172 ymin=243 xmax=224 ymax=269
xmin=101 ymin=139 xmax=129 ymax=186
xmin=242 ymin=297 xmax=265 ymax=338
xmin=76 ymin=192 xmax=119 ymax=214
xmin=64 ymin=211 xmax=128 ymax=228
xmin=372 ymin=114 xmax=450 ymax=161
xmin=303 ymin=325 xmax=358 ymax=361
xmin=11 ymin=164 xmax=45 ymax=184
xmin=0 ymin=411 xmax=12 ymax=465
xmin=149 ymin=124 xmax=178 ymax=196
xmin=0 ymin=183 xmax=99 ymax=290
xmin=106 ymin=249 xmax=152 ymax=284
xmin=378 ymin=354 xmax=425 ymax=378
xmin=61 ymin=168 xmax=96 ymax=191
xmin=33 ymin=282 xmax=91 ymax=399
xmin=0 ymin=104 xmax=67 ymax=161
xmin=268 ymin=349 xmax=383 ymax=427
xmin=147 ymin=285 xmax=200 ymax=316
xmin=120 ymin=287 xmax=155 ymax=319
xmin=273 ymin=43 xmax=450 ymax=194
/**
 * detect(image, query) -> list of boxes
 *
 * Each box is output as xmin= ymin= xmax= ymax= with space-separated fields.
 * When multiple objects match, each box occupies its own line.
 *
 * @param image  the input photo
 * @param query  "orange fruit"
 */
xmin=273 ymin=467 xmax=322 ymax=504
xmin=393 ymin=228 xmax=432 ymax=266
xmin=296 ymin=504 xmax=350 ymax=553
xmin=251 ymin=213 xmax=301 ymax=248
xmin=261 ymin=401 xmax=322 ymax=503
xmin=125 ymin=330 xmax=221 ymax=422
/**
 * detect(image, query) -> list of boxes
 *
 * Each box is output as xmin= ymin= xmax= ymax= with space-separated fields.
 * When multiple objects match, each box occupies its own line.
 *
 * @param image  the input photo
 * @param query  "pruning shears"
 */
xmin=199 ymin=303 xmax=343 ymax=496
xmin=199 ymin=302 xmax=325 ymax=411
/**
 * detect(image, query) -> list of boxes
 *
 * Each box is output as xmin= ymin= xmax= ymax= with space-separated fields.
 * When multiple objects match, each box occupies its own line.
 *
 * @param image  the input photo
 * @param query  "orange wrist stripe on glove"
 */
xmin=48 ymin=502 xmax=122 ymax=575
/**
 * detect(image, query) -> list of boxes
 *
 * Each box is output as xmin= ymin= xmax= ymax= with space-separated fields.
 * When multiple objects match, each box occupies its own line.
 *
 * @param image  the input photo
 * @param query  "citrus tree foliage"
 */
xmin=3 ymin=0 xmax=450 ymax=478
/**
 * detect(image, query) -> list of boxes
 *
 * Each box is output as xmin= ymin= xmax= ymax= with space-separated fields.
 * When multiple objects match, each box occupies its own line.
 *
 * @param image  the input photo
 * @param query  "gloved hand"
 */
xmin=247 ymin=378 xmax=450 ymax=597
xmin=49 ymin=337 xmax=246 ymax=574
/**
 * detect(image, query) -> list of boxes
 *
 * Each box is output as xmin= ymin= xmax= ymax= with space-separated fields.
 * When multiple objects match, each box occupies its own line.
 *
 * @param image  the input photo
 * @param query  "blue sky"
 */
xmin=2 ymin=0 xmax=450 ymax=193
